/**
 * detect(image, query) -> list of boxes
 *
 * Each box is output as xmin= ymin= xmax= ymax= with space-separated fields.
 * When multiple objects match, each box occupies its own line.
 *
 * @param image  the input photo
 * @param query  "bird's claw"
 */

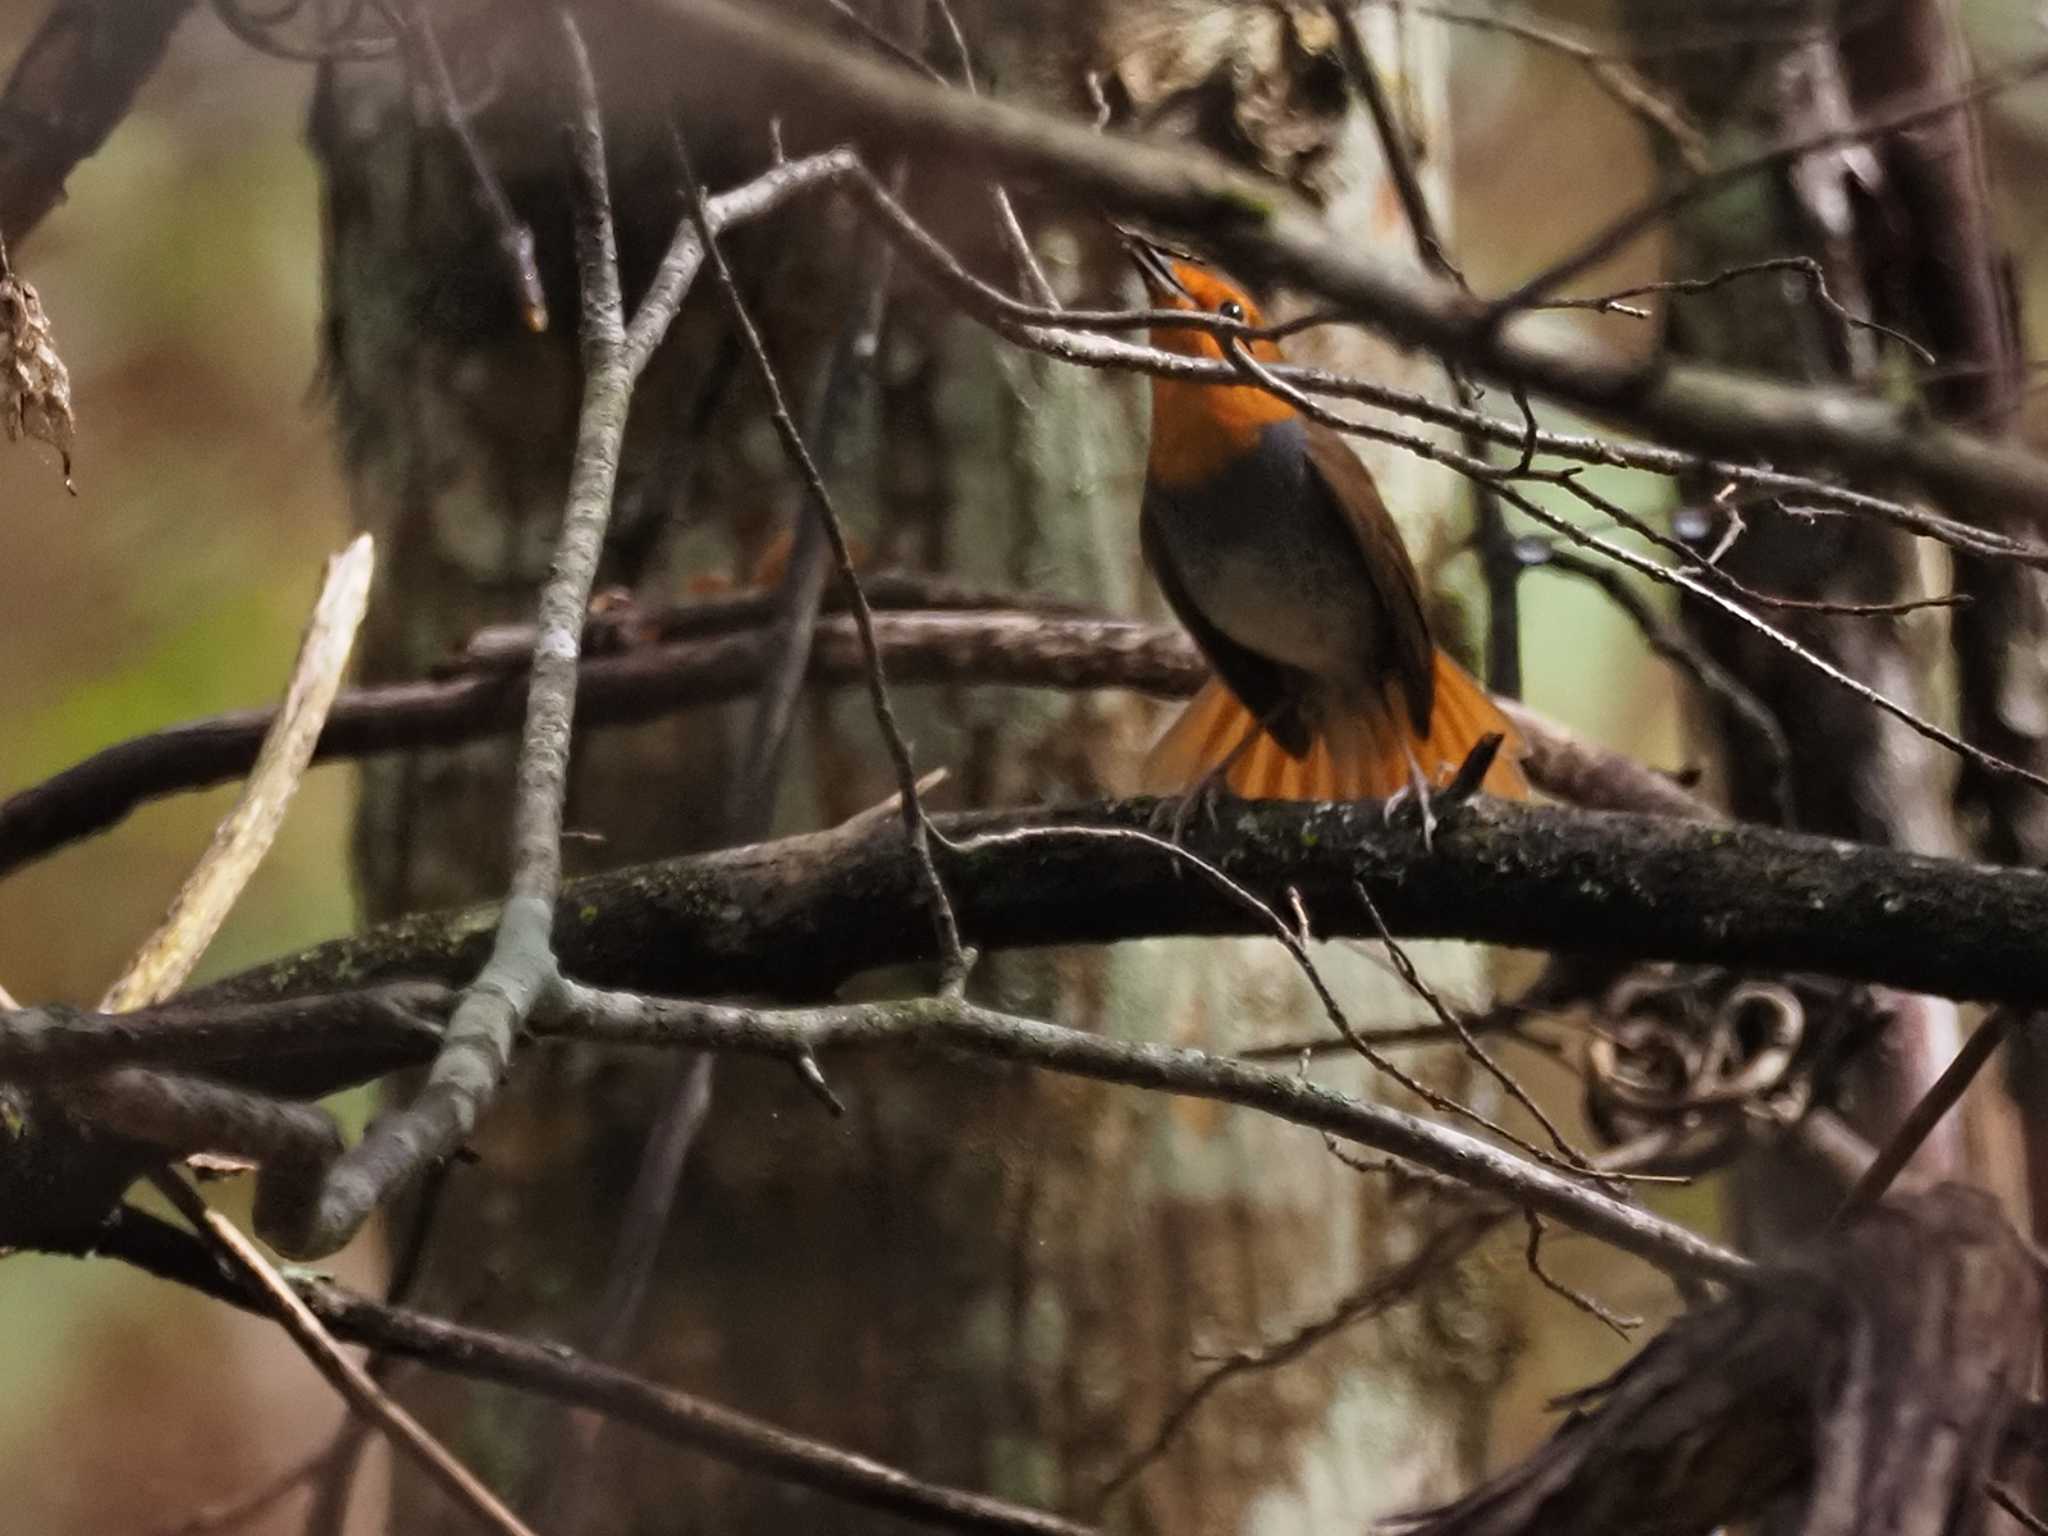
xmin=1381 ymin=755 xmax=1439 ymax=852
xmin=1150 ymin=768 xmax=1234 ymax=846
xmin=1382 ymin=734 xmax=1505 ymax=852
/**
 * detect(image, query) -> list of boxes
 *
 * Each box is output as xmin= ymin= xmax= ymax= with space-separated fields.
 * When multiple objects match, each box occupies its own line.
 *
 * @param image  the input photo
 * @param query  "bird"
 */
xmin=1129 ymin=243 xmax=1528 ymax=808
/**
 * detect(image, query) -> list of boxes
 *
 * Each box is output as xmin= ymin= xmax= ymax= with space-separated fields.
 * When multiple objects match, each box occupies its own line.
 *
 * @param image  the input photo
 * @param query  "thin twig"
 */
xmin=674 ymin=116 xmax=968 ymax=989
xmin=822 ymin=164 xmax=2048 ymax=568
xmin=398 ymin=0 xmax=546 ymax=332
xmin=1352 ymin=881 xmax=1596 ymax=1171
xmin=1522 ymin=1208 xmax=1640 ymax=1338
xmin=265 ymin=9 xmax=633 ymax=1259
xmin=1989 ymin=1481 xmax=2048 ymax=1536
xmin=99 ymin=1206 xmax=1093 ymax=1536
xmin=927 ymin=0 xmax=1057 ymax=306
xmin=1550 ymin=256 xmax=1935 ymax=364
xmin=1325 ymin=0 xmax=1521 ymax=694
xmin=1486 ymin=50 xmax=2048 ymax=317
xmin=817 ymin=0 xmax=935 ymax=79
xmin=1525 ymin=544 xmax=1796 ymax=826
xmin=1356 ymin=0 xmax=1709 ymax=168
xmin=148 ymin=1172 xmax=537 ymax=1536
xmin=1835 ymin=1011 xmax=2013 ymax=1219
xmin=622 ymin=147 xmax=856 ymax=377
xmin=9 ymin=606 xmax=1694 ymax=881
xmin=949 ymin=823 xmax=1583 ymax=1176
xmin=1089 ymin=1206 xmax=1501 ymax=1508
xmin=144 ymin=1439 xmax=345 ymax=1536
xmin=724 ymin=156 xmax=900 ymax=835
xmin=99 ymin=536 xmax=374 ymax=1012
xmin=1093 ymin=1126 xmax=1664 ymax=1506
xmin=302 ymin=1161 xmax=453 ymax=1536
xmin=1217 ymin=332 xmax=2048 ymax=799
xmin=644 ymin=3 xmax=2048 ymax=526
xmin=537 ymin=984 xmax=1752 ymax=1284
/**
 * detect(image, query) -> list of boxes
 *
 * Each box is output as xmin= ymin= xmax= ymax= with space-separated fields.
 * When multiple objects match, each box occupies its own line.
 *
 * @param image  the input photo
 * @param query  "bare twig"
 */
xmin=1090 ymin=1206 xmax=1502 ymax=1508
xmin=0 ymin=0 xmax=195 ymax=243
xmin=0 ymin=604 xmax=1719 ymax=878
xmin=1525 ymin=544 xmax=1795 ymax=826
xmin=927 ymin=0 xmax=1056 ymax=306
xmin=949 ymin=823 xmax=1579 ymax=1175
xmin=262 ymin=10 xmax=633 ymax=1259
xmin=0 ymin=985 xmax=445 ymax=1081
xmin=674 ymin=115 xmax=968 ymax=989
xmin=723 ymin=156 xmax=899 ymax=835
xmin=144 ymin=1439 xmax=345 ymax=1536
xmin=397 ymin=0 xmax=546 ymax=332
xmin=1551 ymin=256 xmax=1935 ymax=365
xmin=647 ymin=0 xmax=2048 ymax=526
xmin=622 ymin=146 xmax=856 ymax=377
xmin=1218 ymin=328 xmax=2048 ymax=800
xmin=1324 ymin=0 xmax=1521 ymax=694
xmin=100 ymin=535 xmax=374 ymax=1012
xmin=1498 ymin=698 xmax=1722 ymax=820
xmin=537 ymin=984 xmax=1751 ymax=1284
xmin=1094 ymin=1126 xmax=1667 ymax=1505
xmin=148 ymin=1172 xmax=537 ymax=1536
xmin=0 ymin=965 xmax=1744 ymax=1280
xmin=1836 ymin=1011 xmax=2013 ymax=1218
xmin=1522 ymin=1209 xmax=1640 ymax=1337
xmin=1487 ymin=48 xmax=2048 ymax=317
xmin=1989 ymin=1481 xmax=2048 ymax=1536
xmin=97 ymin=1206 xmax=1094 ymax=1536
xmin=257 ymin=22 xmax=854 ymax=1258
xmin=1357 ymin=0 xmax=1709 ymax=167
xmin=1352 ymin=880 xmax=1595 ymax=1171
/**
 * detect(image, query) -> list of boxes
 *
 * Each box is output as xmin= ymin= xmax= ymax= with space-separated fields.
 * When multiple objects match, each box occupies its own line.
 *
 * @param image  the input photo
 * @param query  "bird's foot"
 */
xmin=1382 ymin=733 xmax=1506 ymax=852
xmin=1381 ymin=755 xmax=1439 ymax=852
xmin=1150 ymin=767 xmax=1235 ymax=846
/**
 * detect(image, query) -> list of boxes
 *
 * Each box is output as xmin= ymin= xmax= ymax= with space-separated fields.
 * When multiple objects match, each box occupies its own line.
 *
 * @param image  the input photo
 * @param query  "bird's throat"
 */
xmin=1147 ymin=377 xmax=1299 ymax=488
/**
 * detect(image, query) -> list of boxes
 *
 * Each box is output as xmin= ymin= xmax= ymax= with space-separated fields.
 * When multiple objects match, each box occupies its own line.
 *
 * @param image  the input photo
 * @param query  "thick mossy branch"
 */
xmin=199 ymin=797 xmax=2048 ymax=1010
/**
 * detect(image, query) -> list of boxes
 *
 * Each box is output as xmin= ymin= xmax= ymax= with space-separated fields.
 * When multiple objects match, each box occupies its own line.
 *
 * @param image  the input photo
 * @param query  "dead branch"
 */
xmin=647 ymin=0 xmax=2048 ymax=524
xmin=89 ymin=1205 xmax=1092 ymax=1536
xmin=0 ymin=0 xmax=194 ymax=243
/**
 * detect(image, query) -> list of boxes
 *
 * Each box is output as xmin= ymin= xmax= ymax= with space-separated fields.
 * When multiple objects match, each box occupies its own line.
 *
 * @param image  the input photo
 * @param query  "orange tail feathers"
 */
xmin=1142 ymin=650 xmax=1528 ymax=802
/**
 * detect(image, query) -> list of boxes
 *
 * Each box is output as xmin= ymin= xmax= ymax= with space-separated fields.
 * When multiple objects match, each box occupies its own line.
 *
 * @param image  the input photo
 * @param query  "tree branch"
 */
xmin=171 ymin=796 xmax=2048 ymax=1013
xmin=88 ymin=1207 xmax=1095 ymax=1536
xmin=648 ymin=0 xmax=2048 ymax=523
xmin=0 ymin=0 xmax=194 ymax=244
xmin=0 ymin=604 xmax=1717 ymax=879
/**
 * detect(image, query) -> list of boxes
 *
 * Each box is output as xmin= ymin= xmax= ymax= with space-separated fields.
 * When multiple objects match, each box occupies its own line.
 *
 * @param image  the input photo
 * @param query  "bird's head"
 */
xmin=1123 ymin=239 xmax=1296 ymax=485
xmin=1125 ymin=243 xmax=1285 ymax=368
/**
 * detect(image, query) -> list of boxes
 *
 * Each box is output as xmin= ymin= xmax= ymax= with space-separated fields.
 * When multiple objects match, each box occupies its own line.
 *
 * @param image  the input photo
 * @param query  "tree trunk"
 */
xmin=319 ymin=4 xmax=1510 ymax=1530
xmin=1619 ymin=0 xmax=2017 ymax=1244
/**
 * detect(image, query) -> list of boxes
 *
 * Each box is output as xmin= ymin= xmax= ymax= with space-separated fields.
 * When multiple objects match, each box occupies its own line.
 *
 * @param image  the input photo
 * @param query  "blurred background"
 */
xmin=0 ymin=1 xmax=2043 ymax=1531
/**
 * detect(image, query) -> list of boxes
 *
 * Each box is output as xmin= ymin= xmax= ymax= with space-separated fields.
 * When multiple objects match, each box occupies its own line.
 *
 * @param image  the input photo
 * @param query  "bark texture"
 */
xmin=319 ymin=3 xmax=1508 ymax=1530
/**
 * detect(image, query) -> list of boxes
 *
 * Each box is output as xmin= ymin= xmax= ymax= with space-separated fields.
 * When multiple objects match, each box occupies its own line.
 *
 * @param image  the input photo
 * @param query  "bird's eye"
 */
xmin=1218 ymin=299 xmax=1246 ymax=322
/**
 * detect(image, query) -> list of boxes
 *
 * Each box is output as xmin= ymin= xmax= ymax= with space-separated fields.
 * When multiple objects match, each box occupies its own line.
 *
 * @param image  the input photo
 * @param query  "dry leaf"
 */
xmin=0 ymin=258 xmax=75 ymax=491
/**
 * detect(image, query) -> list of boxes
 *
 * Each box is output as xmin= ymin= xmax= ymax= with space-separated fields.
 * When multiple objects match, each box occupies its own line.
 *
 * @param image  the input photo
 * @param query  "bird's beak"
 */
xmin=1117 ymin=228 xmax=1188 ymax=303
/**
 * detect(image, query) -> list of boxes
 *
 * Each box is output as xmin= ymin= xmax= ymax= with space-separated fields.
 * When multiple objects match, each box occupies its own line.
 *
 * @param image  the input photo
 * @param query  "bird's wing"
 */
xmin=1140 ymin=492 xmax=1313 ymax=757
xmin=1301 ymin=421 xmax=1437 ymax=735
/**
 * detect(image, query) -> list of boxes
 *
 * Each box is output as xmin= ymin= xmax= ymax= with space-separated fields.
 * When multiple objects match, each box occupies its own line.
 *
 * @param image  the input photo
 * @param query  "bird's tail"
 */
xmin=1142 ymin=649 xmax=1528 ymax=801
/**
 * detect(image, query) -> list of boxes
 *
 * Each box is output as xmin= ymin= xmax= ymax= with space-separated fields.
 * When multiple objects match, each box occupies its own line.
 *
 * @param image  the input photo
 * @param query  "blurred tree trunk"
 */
xmin=318 ymin=3 xmax=1510 ymax=1530
xmin=1619 ymin=1 xmax=2022 ymax=1245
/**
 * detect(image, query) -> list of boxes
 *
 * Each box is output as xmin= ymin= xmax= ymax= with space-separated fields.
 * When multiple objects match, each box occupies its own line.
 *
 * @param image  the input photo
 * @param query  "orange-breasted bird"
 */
xmin=1131 ymin=247 xmax=1528 ymax=804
